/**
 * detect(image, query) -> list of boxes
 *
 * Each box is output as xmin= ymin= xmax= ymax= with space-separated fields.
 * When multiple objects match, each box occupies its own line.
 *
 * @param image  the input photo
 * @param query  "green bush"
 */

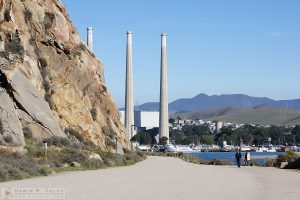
xmin=112 ymin=154 xmax=125 ymax=166
xmin=70 ymin=142 xmax=83 ymax=150
xmin=0 ymin=166 xmax=9 ymax=182
xmin=264 ymin=159 xmax=276 ymax=167
xmin=124 ymin=153 xmax=134 ymax=160
xmin=250 ymin=160 xmax=260 ymax=166
xmin=208 ymin=159 xmax=232 ymax=166
xmin=103 ymin=157 xmax=115 ymax=167
xmin=136 ymin=151 xmax=146 ymax=159
xmin=44 ymin=12 xmax=55 ymax=30
xmin=8 ymin=167 xmax=27 ymax=180
xmin=40 ymin=166 xmax=53 ymax=176
xmin=5 ymin=39 xmax=25 ymax=56
xmin=25 ymin=139 xmax=44 ymax=157
xmin=159 ymin=137 xmax=168 ymax=145
xmin=23 ymin=125 xmax=33 ymax=139
xmin=276 ymin=150 xmax=298 ymax=164
xmin=105 ymin=138 xmax=116 ymax=147
xmin=79 ymin=43 xmax=87 ymax=51
xmin=0 ymin=150 xmax=44 ymax=182
xmin=46 ymin=149 xmax=64 ymax=168
xmin=82 ymin=159 xmax=104 ymax=169
xmin=45 ymin=136 xmax=70 ymax=147
xmin=60 ymin=148 xmax=88 ymax=164
xmin=102 ymin=126 xmax=115 ymax=139
xmin=9 ymin=157 xmax=42 ymax=177
xmin=65 ymin=128 xmax=84 ymax=142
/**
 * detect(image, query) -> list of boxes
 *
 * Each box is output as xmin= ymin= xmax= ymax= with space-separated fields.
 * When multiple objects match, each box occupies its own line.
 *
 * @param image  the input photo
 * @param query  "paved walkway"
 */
xmin=1 ymin=156 xmax=300 ymax=200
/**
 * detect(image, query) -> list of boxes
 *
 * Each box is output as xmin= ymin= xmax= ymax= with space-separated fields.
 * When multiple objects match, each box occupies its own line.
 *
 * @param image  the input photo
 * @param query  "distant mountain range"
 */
xmin=136 ymin=93 xmax=300 ymax=113
xmin=173 ymin=106 xmax=300 ymax=126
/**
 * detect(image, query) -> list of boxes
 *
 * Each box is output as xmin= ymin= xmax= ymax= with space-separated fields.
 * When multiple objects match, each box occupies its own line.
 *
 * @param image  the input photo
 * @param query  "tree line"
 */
xmin=131 ymin=124 xmax=300 ymax=146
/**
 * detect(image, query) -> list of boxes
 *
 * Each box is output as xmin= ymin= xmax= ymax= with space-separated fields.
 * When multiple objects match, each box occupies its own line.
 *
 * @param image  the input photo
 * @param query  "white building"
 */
xmin=119 ymin=110 xmax=159 ymax=131
xmin=215 ymin=121 xmax=224 ymax=133
xmin=134 ymin=111 xmax=159 ymax=130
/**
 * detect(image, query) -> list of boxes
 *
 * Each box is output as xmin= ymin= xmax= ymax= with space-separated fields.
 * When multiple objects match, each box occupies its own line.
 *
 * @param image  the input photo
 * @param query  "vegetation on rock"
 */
xmin=159 ymin=137 xmax=168 ymax=145
xmin=263 ymin=151 xmax=299 ymax=168
xmin=22 ymin=125 xmax=33 ymax=139
xmin=90 ymin=107 xmax=97 ymax=121
xmin=23 ymin=9 xmax=32 ymax=23
xmin=65 ymin=128 xmax=84 ymax=143
xmin=0 ymin=138 xmax=146 ymax=182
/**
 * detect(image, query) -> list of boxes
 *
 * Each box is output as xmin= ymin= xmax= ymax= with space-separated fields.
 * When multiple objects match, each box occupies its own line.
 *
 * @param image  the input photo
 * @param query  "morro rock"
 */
xmin=0 ymin=0 xmax=129 ymax=150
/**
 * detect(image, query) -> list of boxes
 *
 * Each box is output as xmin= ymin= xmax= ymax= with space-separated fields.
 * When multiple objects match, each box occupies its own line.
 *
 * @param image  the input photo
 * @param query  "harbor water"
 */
xmin=188 ymin=152 xmax=284 ymax=165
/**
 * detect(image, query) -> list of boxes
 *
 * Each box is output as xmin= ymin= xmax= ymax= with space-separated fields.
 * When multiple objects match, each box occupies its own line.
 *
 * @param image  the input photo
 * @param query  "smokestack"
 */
xmin=87 ymin=27 xmax=93 ymax=51
xmin=159 ymin=33 xmax=169 ymax=142
xmin=125 ymin=31 xmax=135 ymax=140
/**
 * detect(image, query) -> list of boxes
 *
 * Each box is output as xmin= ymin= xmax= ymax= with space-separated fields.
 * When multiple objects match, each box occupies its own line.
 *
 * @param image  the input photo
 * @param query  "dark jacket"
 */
xmin=235 ymin=152 xmax=242 ymax=160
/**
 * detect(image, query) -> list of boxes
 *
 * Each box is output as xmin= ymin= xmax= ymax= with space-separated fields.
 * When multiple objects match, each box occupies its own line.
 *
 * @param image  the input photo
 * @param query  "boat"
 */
xmin=176 ymin=145 xmax=194 ymax=152
xmin=240 ymin=146 xmax=252 ymax=152
xmin=255 ymin=146 xmax=276 ymax=152
xmin=164 ymin=144 xmax=195 ymax=152
xmin=164 ymin=144 xmax=178 ymax=152
xmin=137 ymin=145 xmax=151 ymax=151
xmin=265 ymin=147 xmax=276 ymax=152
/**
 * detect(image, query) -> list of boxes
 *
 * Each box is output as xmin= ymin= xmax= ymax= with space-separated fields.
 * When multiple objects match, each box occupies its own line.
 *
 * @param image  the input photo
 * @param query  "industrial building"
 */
xmin=119 ymin=110 xmax=160 ymax=132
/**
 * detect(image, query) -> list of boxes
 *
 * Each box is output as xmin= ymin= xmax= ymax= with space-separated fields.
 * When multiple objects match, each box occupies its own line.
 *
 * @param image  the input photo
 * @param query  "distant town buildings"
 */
xmin=119 ymin=109 xmax=277 ymax=135
xmin=169 ymin=119 xmax=247 ymax=133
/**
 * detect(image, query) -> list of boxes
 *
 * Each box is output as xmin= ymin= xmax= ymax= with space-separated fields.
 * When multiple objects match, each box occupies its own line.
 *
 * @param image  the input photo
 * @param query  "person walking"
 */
xmin=245 ymin=151 xmax=251 ymax=167
xmin=235 ymin=150 xmax=242 ymax=167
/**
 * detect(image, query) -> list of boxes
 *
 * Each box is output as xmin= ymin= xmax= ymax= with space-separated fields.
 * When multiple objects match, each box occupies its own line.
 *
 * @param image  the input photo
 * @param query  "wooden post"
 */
xmin=115 ymin=137 xmax=118 ymax=155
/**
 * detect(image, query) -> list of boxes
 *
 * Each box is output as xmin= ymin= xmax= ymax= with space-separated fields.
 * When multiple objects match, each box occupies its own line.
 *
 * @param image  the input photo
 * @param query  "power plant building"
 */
xmin=119 ymin=110 xmax=159 ymax=131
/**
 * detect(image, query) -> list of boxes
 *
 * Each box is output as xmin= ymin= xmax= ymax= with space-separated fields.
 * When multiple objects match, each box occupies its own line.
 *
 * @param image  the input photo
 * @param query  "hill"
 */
xmin=136 ymin=93 xmax=300 ymax=113
xmin=174 ymin=106 xmax=300 ymax=125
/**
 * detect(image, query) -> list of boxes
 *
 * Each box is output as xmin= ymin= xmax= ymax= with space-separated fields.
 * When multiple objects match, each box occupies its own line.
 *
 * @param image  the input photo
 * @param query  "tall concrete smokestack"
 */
xmin=87 ymin=27 xmax=93 ymax=51
xmin=159 ymin=33 xmax=169 ymax=142
xmin=125 ymin=31 xmax=134 ymax=140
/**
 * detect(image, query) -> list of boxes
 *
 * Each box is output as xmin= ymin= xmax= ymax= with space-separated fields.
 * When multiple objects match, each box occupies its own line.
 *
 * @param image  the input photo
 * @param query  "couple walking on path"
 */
xmin=235 ymin=151 xmax=251 ymax=167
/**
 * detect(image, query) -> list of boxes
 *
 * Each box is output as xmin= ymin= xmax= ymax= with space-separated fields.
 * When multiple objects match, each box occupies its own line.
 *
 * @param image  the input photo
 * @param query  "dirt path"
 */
xmin=0 ymin=156 xmax=299 ymax=200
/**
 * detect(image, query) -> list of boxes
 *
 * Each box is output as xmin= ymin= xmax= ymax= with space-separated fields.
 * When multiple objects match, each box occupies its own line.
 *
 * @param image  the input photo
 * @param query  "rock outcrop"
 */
xmin=0 ymin=0 xmax=129 ymax=150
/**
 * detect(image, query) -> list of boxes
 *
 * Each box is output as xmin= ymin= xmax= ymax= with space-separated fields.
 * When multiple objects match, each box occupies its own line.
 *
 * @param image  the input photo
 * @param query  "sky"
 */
xmin=62 ymin=0 xmax=300 ymax=107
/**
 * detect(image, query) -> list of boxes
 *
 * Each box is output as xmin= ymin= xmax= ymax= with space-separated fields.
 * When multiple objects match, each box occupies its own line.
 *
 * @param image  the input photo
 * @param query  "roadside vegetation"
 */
xmin=0 ymin=137 xmax=146 ymax=182
xmin=263 ymin=150 xmax=300 ymax=169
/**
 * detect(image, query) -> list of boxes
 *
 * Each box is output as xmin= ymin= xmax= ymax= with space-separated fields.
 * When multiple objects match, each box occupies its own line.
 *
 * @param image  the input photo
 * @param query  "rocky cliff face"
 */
xmin=0 ymin=0 xmax=129 ymax=151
